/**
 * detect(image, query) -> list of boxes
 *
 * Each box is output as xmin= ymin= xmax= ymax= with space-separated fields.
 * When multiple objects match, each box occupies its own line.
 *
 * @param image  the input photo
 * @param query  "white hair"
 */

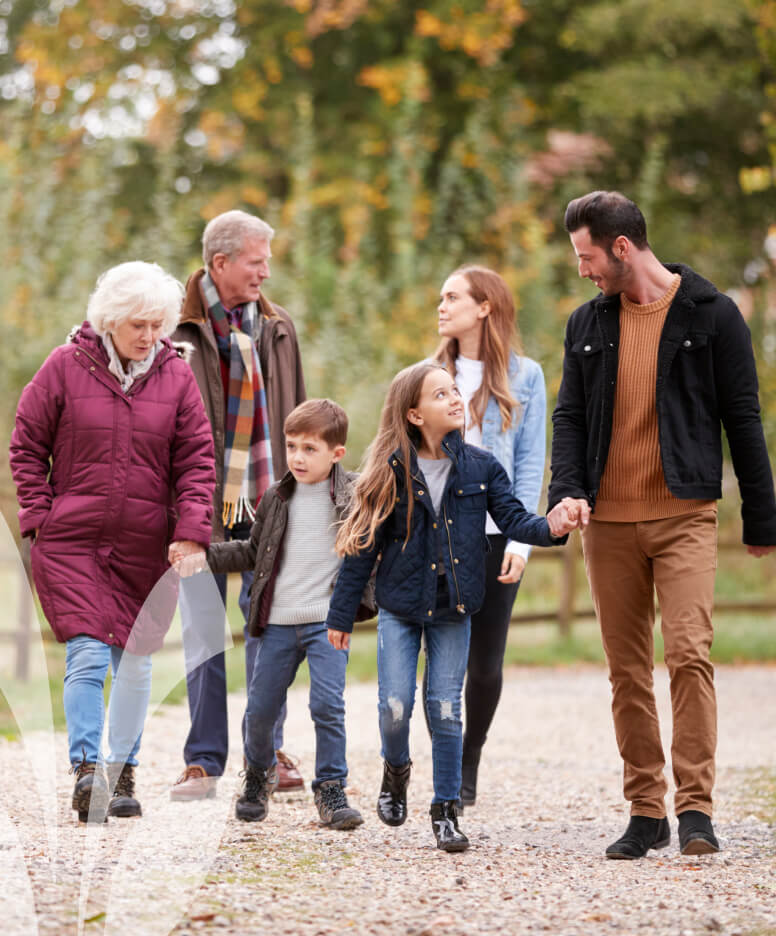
xmin=86 ymin=261 xmax=184 ymax=337
xmin=202 ymin=210 xmax=275 ymax=267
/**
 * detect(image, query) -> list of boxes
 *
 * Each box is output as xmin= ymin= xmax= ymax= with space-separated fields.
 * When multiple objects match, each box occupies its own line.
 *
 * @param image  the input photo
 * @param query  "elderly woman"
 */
xmin=10 ymin=261 xmax=215 ymax=823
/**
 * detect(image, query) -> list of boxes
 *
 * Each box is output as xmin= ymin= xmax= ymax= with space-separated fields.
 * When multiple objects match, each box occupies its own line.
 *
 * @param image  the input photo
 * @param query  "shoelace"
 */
xmin=318 ymin=784 xmax=347 ymax=812
xmin=242 ymin=768 xmax=268 ymax=800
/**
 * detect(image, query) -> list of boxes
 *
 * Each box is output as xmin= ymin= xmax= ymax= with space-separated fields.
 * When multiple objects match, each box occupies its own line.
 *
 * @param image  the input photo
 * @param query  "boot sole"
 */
xmin=108 ymin=804 xmax=142 ymax=818
xmin=681 ymin=837 xmax=720 ymax=856
xmin=437 ymin=840 xmax=470 ymax=853
xmin=606 ymin=836 xmax=671 ymax=860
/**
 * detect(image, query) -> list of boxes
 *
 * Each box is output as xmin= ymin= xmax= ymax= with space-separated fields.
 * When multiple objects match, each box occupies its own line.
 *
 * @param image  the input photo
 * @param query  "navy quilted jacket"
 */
xmin=326 ymin=431 xmax=564 ymax=632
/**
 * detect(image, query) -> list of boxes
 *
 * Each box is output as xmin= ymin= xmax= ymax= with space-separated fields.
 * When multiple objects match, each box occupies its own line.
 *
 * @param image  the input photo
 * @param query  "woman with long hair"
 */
xmin=325 ymin=362 xmax=573 ymax=851
xmin=432 ymin=265 xmax=547 ymax=808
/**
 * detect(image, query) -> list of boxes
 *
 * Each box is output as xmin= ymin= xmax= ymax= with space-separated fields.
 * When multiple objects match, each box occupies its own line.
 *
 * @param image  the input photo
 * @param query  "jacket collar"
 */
xmin=275 ymin=460 xmax=349 ymax=504
xmin=180 ymin=267 xmax=281 ymax=328
xmin=390 ymin=429 xmax=464 ymax=475
xmin=67 ymin=321 xmax=177 ymax=366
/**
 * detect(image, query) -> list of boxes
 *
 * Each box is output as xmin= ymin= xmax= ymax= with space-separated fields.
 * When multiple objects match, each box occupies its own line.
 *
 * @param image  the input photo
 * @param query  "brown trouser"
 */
xmin=581 ymin=509 xmax=718 ymax=818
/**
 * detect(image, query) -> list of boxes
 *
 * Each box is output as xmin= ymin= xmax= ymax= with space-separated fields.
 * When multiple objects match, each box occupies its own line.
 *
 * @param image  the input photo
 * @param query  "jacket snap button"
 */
xmin=427 ymin=610 xmax=433 ymax=617
xmin=584 ymin=344 xmax=591 ymax=352
xmin=258 ymin=571 xmax=264 ymax=577
xmin=447 ymin=518 xmax=453 ymax=525
xmin=266 ymin=546 xmax=271 ymax=552
xmin=392 ymin=460 xmax=397 ymax=466
xmin=458 ymin=489 xmax=463 ymax=495
xmin=454 ymin=558 xmax=459 ymax=564
xmin=479 ymin=484 xmax=485 ymax=490
xmin=431 ymin=563 xmax=436 ymax=570
xmin=683 ymin=339 xmax=691 ymax=347
xmin=417 ymin=489 xmax=424 ymax=496
xmin=108 ymin=632 xmax=114 ymax=639
xmin=90 ymin=366 xmax=95 ymax=371
xmin=433 ymin=522 xmax=437 ymax=529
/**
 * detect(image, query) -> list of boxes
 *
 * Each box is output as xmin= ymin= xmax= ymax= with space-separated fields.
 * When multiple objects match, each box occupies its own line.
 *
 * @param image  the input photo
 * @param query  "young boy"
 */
xmin=187 ymin=399 xmax=367 ymax=829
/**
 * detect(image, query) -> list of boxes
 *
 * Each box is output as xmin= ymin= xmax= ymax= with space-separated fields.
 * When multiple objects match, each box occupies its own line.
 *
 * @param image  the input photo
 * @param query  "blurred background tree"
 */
xmin=2 ymin=0 xmax=775 ymax=525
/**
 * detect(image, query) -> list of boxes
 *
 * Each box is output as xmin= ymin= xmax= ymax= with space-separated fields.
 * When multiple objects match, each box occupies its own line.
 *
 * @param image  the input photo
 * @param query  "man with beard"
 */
xmin=548 ymin=191 xmax=776 ymax=859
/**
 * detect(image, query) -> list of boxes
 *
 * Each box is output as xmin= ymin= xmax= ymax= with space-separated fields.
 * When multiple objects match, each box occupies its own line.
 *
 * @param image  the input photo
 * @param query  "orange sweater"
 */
xmin=594 ymin=274 xmax=716 ymax=522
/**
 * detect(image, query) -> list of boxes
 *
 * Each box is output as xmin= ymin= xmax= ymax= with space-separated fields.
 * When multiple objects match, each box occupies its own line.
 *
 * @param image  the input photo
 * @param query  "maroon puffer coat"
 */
xmin=9 ymin=322 xmax=215 ymax=651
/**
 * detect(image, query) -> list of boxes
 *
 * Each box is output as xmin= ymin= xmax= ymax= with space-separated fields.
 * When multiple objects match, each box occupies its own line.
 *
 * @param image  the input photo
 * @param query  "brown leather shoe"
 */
xmin=275 ymin=750 xmax=304 ymax=791
xmin=169 ymin=764 xmax=218 ymax=801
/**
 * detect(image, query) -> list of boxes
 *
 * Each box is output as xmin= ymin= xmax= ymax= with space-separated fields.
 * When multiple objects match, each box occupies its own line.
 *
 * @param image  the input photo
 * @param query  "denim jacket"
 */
xmin=478 ymin=353 xmax=546 ymax=559
xmin=326 ymin=430 xmax=564 ymax=633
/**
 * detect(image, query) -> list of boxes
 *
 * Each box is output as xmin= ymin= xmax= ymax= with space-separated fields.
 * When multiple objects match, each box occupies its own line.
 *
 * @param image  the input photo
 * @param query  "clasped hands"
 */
xmin=546 ymin=497 xmax=591 ymax=538
xmin=168 ymin=539 xmax=208 ymax=577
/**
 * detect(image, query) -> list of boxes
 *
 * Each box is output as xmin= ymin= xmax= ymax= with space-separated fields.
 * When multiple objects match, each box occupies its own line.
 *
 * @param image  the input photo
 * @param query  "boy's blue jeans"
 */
xmin=244 ymin=622 xmax=349 ymax=790
xmin=63 ymin=635 xmax=153 ymax=767
xmin=377 ymin=608 xmax=471 ymax=803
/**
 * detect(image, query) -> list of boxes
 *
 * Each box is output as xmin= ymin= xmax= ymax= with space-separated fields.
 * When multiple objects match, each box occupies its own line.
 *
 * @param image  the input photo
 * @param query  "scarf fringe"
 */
xmin=223 ymin=497 xmax=257 ymax=529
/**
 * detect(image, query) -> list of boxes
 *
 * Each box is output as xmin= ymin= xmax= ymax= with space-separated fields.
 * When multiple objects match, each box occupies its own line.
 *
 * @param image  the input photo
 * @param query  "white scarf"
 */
xmin=102 ymin=333 xmax=161 ymax=391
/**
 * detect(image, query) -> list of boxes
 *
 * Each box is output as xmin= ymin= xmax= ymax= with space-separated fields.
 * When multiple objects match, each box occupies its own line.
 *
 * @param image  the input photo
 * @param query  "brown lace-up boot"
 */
xmin=107 ymin=763 xmax=142 ymax=818
xmin=70 ymin=754 xmax=109 ymax=823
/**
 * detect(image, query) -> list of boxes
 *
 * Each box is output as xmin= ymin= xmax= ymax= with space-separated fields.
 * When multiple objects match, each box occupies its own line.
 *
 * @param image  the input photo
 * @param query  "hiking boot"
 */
xmin=460 ymin=745 xmax=481 ymax=808
xmin=275 ymin=750 xmax=305 ymax=792
xmin=678 ymin=810 xmax=720 ymax=855
xmin=107 ymin=763 xmax=142 ymax=818
xmin=430 ymin=800 xmax=469 ymax=852
xmin=606 ymin=815 xmax=671 ymax=859
xmin=235 ymin=764 xmax=276 ymax=822
xmin=377 ymin=759 xmax=411 ymax=827
xmin=170 ymin=764 xmax=218 ymax=801
xmin=314 ymin=780 xmax=364 ymax=830
xmin=70 ymin=754 xmax=109 ymax=824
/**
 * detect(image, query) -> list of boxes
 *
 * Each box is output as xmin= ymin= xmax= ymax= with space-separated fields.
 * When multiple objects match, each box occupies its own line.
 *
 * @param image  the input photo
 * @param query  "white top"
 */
xmin=269 ymin=478 xmax=342 ymax=625
xmin=455 ymin=354 xmax=528 ymax=561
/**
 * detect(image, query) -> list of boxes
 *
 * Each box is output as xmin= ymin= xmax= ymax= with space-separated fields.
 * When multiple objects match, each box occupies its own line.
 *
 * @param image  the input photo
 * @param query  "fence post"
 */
xmin=557 ymin=534 xmax=579 ymax=638
xmin=15 ymin=543 xmax=31 ymax=681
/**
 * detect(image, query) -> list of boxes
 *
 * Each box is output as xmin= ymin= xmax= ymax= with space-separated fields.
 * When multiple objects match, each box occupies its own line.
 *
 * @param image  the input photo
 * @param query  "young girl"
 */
xmin=432 ymin=265 xmax=546 ymax=808
xmin=326 ymin=362 xmax=576 ymax=852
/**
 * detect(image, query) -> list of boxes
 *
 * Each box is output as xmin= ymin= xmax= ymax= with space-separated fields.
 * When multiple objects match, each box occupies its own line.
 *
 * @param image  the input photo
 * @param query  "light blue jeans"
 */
xmin=63 ymin=635 xmax=153 ymax=767
xmin=377 ymin=608 xmax=471 ymax=803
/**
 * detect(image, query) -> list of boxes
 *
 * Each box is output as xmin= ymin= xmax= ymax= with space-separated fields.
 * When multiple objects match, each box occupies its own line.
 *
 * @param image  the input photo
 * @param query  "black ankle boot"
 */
xmin=460 ymin=746 xmax=481 ymax=808
xmin=430 ymin=800 xmax=469 ymax=852
xmin=678 ymin=810 xmax=720 ymax=855
xmin=377 ymin=760 xmax=411 ymax=827
xmin=107 ymin=763 xmax=142 ymax=818
xmin=70 ymin=754 xmax=109 ymax=823
xmin=606 ymin=815 xmax=671 ymax=859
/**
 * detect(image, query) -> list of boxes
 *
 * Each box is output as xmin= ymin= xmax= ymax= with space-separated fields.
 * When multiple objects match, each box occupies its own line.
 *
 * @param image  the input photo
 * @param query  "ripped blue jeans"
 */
xmin=376 ymin=607 xmax=471 ymax=803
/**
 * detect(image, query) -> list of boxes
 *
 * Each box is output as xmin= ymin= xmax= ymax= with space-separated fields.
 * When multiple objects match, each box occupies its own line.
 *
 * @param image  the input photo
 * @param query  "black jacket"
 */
xmin=207 ymin=462 xmax=375 ymax=635
xmin=548 ymin=263 xmax=776 ymax=546
xmin=326 ymin=431 xmax=562 ymax=633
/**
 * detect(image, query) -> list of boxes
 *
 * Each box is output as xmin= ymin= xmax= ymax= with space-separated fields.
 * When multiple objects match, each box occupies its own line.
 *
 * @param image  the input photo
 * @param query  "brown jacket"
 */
xmin=206 ymin=462 xmax=376 ymax=635
xmin=172 ymin=268 xmax=306 ymax=541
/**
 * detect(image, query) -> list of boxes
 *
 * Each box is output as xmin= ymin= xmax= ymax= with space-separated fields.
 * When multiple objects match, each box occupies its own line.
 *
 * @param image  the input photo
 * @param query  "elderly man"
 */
xmin=170 ymin=210 xmax=306 ymax=800
xmin=549 ymin=191 xmax=776 ymax=859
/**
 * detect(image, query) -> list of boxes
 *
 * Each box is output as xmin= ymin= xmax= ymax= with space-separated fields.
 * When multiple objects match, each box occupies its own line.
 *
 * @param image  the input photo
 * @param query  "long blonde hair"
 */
xmin=336 ymin=362 xmax=449 ymax=557
xmin=434 ymin=265 xmax=522 ymax=432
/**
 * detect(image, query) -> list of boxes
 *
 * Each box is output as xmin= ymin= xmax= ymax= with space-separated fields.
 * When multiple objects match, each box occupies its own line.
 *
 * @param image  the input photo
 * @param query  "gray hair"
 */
xmin=86 ymin=261 xmax=184 ymax=337
xmin=202 ymin=210 xmax=275 ymax=268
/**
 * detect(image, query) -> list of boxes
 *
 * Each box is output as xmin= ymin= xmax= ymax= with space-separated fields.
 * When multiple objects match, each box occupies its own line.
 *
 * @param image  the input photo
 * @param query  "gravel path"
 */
xmin=0 ymin=664 xmax=774 ymax=936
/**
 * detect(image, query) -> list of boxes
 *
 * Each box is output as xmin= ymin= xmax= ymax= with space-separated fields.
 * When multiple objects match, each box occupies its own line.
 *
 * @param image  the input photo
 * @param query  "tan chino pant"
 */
xmin=581 ymin=509 xmax=718 ymax=818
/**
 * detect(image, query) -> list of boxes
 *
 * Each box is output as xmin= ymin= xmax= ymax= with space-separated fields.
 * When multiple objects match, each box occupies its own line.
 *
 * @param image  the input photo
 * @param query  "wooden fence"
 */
xmin=2 ymin=536 xmax=774 ymax=681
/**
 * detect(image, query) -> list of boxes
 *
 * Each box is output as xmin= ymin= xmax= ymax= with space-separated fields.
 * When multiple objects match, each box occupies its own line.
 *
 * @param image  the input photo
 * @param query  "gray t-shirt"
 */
xmin=417 ymin=455 xmax=453 ymax=518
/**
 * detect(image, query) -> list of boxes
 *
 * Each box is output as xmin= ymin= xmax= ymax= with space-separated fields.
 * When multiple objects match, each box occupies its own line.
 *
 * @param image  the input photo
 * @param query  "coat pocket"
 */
xmin=453 ymin=481 xmax=488 ymax=512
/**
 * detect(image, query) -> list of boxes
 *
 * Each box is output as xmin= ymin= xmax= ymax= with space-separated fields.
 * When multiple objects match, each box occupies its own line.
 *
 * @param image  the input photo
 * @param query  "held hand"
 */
xmin=328 ymin=628 xmax=350 ymax=651
xmin=547 ymin=501 xmax=577 ymax=537
xmin=169 ymin=540 xmax=207 ymax=575
xmin=747 ymin=544 xmax=776 ymax=558
xmin=562 ymin=497 xmax=591 ymax=529
xmin=498 ymin=552 xmax=526 ymax=584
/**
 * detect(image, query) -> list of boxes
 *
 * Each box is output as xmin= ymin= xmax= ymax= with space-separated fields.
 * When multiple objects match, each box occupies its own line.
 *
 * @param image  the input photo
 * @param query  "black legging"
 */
xmin=422 ymin=534 xmax=521 ymax=753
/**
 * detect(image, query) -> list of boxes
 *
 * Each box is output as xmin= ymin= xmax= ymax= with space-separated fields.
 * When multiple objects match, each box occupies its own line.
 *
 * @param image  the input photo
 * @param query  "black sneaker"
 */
xmin=606 ymin=815 xmax=671 ymax=859
xmin=235 ymin=765 xmax=276 ymax=822
xmin=678 ymin=810 xmax=720 ymax=855
xmin=314 ymin=780 xmax=364 ymax=830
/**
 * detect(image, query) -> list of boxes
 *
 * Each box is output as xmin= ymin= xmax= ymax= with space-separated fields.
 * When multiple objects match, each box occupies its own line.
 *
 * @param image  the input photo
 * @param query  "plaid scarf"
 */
xmin=201 ymin=272 xmax=274 ymax=527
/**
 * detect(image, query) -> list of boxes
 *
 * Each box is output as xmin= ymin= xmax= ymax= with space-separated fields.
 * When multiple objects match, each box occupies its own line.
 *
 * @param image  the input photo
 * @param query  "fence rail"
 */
xmin=2 ymin=537 xmax=775 ymax=680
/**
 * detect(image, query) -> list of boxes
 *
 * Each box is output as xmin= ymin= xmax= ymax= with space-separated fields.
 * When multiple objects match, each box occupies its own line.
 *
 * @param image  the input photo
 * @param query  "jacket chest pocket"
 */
xmin=454 ymin=481 xmax=488 ymax=512
xmin=569 ymin=338 xmax=603 ymax=388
